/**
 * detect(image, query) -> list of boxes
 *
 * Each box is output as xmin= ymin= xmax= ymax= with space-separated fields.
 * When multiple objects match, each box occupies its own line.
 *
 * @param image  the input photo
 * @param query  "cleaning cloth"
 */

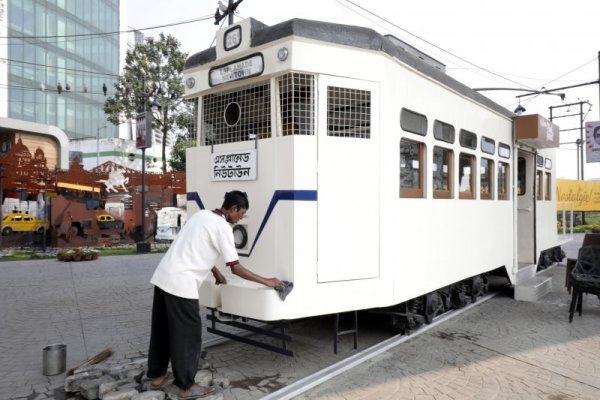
xmin=274 ymin=281 xmax=293 ymax=301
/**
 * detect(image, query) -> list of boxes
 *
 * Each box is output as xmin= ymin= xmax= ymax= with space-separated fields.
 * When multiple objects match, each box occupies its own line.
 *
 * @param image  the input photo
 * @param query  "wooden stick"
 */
xmin=66 ymin=348 xmax=113 ymax=376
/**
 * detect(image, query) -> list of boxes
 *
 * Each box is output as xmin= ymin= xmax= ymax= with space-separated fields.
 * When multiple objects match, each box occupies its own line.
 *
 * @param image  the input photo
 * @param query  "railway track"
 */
xmin=263 ymin=291 xmax=498 ymax=399
xmin=201 ymin=290 xmax=500 ymax=400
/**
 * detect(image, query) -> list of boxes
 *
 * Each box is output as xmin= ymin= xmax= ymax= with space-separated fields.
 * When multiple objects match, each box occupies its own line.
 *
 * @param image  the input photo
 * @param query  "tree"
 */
xmin=103 ymin=33 xmax=194 ymax=172
xmin=169 ymin=134 xmax=196 ymax=171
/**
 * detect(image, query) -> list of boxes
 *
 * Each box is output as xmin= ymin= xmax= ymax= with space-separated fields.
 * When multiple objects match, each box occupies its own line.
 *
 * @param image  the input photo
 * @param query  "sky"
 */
xmin=127 ymin=0 xmax=600 ymax=180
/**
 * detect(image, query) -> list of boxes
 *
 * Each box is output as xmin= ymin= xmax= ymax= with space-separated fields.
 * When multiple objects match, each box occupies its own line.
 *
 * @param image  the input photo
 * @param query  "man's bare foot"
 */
xmin=178 ymin=383 xmax=215 ymax=399
xmin=150 ymin=371 xmax=171 ymax=388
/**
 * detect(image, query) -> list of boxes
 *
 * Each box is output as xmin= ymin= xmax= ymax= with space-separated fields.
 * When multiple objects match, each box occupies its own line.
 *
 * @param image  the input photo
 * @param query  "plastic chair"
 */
xmin=566 ymin=234 xmax=600 ymax=293
xmin=568 ymin=245 xmax=600 ymax=323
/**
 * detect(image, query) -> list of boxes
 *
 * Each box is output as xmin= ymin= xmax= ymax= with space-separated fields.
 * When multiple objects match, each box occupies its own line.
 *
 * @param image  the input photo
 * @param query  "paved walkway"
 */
xmin=0 ymin=252 xmax=161 ymax=400
xmin=296 ymin=234 xmax=600 ymax=400
xmin=2 ymin=234 xmax=599 ymax=400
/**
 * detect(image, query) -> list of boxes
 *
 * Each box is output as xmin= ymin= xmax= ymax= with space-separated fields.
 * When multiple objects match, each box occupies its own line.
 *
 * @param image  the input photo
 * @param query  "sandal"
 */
xmin=150 ymin=371 xmax=173 ymax=389
xmin=179 ymin=385 xmax=215 ymax=399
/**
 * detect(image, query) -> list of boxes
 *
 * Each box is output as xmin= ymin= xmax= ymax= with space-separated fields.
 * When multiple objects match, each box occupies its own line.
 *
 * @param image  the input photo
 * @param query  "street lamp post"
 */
xmin=96 ymin=125 xmax=107 ymax=167
xmin=135 ymin=105 xmax=154 ymax=253
xmin=41 ymin=177 xmax=48 ymax=252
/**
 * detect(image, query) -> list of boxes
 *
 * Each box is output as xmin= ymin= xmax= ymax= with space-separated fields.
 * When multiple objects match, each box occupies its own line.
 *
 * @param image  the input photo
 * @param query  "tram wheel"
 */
xmin=470 ymin=275 xmax=484 ymax=303
xmin=423 ymin=291 xmax=444 ymax=324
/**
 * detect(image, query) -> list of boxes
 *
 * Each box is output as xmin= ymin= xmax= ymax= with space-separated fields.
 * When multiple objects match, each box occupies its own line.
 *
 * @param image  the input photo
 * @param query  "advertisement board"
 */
xmin=585 ymin=121 xmax=600 ymax=163
xmin=135 ymin=111 xmax=153 ymax=149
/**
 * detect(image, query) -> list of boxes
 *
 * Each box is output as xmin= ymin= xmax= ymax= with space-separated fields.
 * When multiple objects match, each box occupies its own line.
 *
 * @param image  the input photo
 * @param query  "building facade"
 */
xmin=1 ymin=0 xmax=172 ymax=170
xmin=1 ymin=0 xmax=121 ymax=141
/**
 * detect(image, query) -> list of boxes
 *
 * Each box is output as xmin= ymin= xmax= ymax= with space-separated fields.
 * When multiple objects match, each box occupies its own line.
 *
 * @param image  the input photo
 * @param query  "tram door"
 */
xmin=316 ymin=76 xmax=380 ymax=282
xmin=517 ymin=150 xmax=536 ymax=264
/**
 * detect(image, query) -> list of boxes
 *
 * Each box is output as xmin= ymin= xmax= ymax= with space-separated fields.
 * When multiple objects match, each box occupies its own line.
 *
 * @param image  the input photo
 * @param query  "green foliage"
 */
xmin=572 ymin=225 xmax=600 ymax=234
xmin=169 ymin=135 xmax=195 ymax=171
xmin=103 ymin=33 xmax=194 ymax=172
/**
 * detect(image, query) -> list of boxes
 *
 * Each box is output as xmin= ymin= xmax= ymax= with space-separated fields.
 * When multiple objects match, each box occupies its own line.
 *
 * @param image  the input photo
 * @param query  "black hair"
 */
xmin=222 ymin=190 xmax=249 ymax=210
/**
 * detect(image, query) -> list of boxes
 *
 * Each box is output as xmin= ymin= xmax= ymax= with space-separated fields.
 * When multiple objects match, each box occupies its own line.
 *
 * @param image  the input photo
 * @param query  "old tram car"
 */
xmin=183 ymin=18 xmax=566 ymax=353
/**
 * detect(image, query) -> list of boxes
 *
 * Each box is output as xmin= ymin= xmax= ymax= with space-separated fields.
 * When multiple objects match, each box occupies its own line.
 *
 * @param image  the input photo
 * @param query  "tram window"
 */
xmin=480 ymin=158 xmax=493 ymax=200
xmin=202 ymin=80 xmax=272 ymax=145
xmin=536 ymin=170 xmax=543 ymax=200
xmin=545 ymin=172 xmax=551 ymax=200
xmin=517 ymin=157 xmax=526 ymax=195
xmin=458 ymin=153 xmax=475 ymax=199
xmin=536 ymin=155 xmax=544 ymax=168
xmin=278 ymin=73 xmax=315 ymax=136
xmin=498 ymin=162 xmax=509 ymax=200
xmin=400 ymin=139 xmax=425 ymax=198
xmin=433 ymin=120 xmax=455 ymax=143
xmin=327 ymin=86 xmax=371 ymax=138
xmin=481 ymin=136 xmax=495 ymax=155
xmin=433 ymin=146 xmax=453 ymax=199
xmin=498 ymin=142 xmax=511 ymax=158
xmin=545 ymin=158 xmax=552 ymax=170
xmin=400 ymin=108 xmax=427 ymax=136
xmin=459 ymin=129 xmax=477 ymax=149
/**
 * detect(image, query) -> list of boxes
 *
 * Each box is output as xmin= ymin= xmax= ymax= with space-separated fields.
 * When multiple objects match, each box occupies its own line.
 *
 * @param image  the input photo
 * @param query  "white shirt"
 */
xmin=150 ymin=209 xmax=239 ymax=299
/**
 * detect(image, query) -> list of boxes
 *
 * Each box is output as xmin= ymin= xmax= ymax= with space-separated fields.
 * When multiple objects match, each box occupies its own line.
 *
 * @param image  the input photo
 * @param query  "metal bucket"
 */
xmin=42 ymin=344 xmax=66 ymax=376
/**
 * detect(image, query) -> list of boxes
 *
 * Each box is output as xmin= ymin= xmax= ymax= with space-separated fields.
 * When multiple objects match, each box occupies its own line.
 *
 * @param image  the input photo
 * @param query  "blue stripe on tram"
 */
xmin=186 ymin=190 xmax=317 ymax=257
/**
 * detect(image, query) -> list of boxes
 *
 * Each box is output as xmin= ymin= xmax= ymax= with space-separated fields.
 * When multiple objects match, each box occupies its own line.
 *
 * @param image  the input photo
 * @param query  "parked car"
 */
xmin=1 ymin=211 xmax=50 ymax=235
xmin=97 ymin=214 xmax=124 ymax=230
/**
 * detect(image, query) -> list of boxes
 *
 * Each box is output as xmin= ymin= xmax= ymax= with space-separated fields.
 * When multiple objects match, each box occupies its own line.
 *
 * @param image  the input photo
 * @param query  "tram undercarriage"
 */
xmin=205 ymin=271 xmax=503 ymax=357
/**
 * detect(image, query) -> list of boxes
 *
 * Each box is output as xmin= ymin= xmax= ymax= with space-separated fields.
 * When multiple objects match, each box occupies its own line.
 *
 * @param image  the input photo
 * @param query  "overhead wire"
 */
xmin=0 ymin=14 xmax=214 ymax=41
xmin=210 ymin=17 xmax=229 ymax=48
xmin=337 ymin=0 xmax=533 ymax=90
xmin=337 ymin=0 xmax=597 ymax=115
xmin=0 ymin=58 xmax=120 ymax=78
xmin=1 ymin=12 xmax=219 ymax=107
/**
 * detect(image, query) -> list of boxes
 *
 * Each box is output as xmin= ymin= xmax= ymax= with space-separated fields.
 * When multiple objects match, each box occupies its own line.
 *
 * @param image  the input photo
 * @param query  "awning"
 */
xmin=57 ymin=181 xmax=100 ymax=193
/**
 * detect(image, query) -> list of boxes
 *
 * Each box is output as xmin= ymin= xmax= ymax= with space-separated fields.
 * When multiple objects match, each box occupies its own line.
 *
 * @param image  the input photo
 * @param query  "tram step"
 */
xmin=514 ymin=276 xmax=553 ymax=302
xmin=514 ymin=263 xmax=537 ymax=285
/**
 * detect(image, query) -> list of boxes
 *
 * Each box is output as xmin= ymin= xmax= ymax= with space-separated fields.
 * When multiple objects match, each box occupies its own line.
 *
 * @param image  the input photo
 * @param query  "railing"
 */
xmin=557 ymin=202 xmax=575 ymax=237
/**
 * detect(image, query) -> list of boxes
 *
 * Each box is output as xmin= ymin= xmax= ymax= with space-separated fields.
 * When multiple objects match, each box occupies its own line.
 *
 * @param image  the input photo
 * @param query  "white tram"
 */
xmin=184 ymin=18 xmax=566 ymax=324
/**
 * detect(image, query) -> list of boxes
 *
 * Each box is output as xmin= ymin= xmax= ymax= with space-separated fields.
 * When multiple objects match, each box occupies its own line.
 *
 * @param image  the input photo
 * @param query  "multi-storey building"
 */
xmin=0 ymin=0 xmax=165 ymax=170
xmin=2 ymin=0 xmax=121 ymax=140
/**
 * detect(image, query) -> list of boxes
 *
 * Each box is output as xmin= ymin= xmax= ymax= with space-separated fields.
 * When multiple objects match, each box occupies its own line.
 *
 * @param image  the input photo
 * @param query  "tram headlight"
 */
xmin=277 ymin=47 xmax=289 ymax=62
xmin=233 ymin=225 xmax=248 ymax=249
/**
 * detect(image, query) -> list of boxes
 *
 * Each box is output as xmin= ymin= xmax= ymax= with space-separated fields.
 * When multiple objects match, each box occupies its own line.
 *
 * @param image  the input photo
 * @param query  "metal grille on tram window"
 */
xmin=327 ymin=86 xmax=371 ymax=138
xmin=202 ymin=80 xmax=271 ymax=145
xmin=186 ymin=98 xmax=199 ymax=143
xmin=278 ymin=73 xmax=315 ymax=136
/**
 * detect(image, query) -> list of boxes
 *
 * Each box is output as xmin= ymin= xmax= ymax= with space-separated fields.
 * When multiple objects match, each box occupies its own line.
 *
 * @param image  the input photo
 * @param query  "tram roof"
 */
xmin=185 ymin=18 xmax=513 ymax=119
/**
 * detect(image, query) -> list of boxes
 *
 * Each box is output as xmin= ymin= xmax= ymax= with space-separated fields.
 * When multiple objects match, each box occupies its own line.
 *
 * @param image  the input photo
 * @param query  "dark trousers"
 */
xmin=147 ymin=286 xmax=202 ymax=390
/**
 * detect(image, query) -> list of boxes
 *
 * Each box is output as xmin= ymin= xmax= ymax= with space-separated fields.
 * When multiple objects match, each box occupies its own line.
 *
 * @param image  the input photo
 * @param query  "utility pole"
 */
xmin=550 ymin=100 xmax=590 ymax=180
xmin=214 ymin=0 xmax=243 ymax=26
xmin=552 ymin=100 xmax=592 ymax=225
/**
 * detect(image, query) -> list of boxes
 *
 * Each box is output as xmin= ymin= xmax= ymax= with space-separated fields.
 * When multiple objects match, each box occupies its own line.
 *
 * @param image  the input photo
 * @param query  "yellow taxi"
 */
xmin=97 ymin=214 xmax=124 ymax=230
xmin=1 ymin=211 xmax=50 ymax=235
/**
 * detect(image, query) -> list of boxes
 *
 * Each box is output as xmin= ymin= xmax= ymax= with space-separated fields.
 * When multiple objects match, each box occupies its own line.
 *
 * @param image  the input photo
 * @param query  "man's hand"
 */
xmin=264 ymin=278 xmax=285 ymax=288
xmin=211 ymin=266 xmax=227 ymax=285
xmin=230 ymin=264 xmax=284 ymax=288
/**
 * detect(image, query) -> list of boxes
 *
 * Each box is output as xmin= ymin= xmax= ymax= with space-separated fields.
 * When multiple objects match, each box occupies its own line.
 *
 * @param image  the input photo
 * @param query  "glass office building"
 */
xmin=6 ymin=0 xmax=120 ymax=140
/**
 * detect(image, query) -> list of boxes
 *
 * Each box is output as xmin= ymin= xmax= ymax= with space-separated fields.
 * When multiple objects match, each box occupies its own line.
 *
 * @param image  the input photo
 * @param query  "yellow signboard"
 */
xmin=556 ymin=179 xmax=600 ymax=211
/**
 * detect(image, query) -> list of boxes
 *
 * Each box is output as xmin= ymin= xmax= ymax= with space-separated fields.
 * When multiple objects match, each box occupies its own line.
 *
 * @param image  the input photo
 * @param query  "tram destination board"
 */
xmin=209 ymin=53 xmax=264 ymax=86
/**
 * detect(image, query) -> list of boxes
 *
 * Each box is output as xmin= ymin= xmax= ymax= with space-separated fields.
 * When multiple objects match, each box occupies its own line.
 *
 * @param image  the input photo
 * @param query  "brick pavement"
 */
xmin=2 ymin=234 xmax=599 ymax=400
xmin=0 ymin=253 xmax=161 ymax=400
xmin=296 ymin=235 xmax=600 ymax=400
